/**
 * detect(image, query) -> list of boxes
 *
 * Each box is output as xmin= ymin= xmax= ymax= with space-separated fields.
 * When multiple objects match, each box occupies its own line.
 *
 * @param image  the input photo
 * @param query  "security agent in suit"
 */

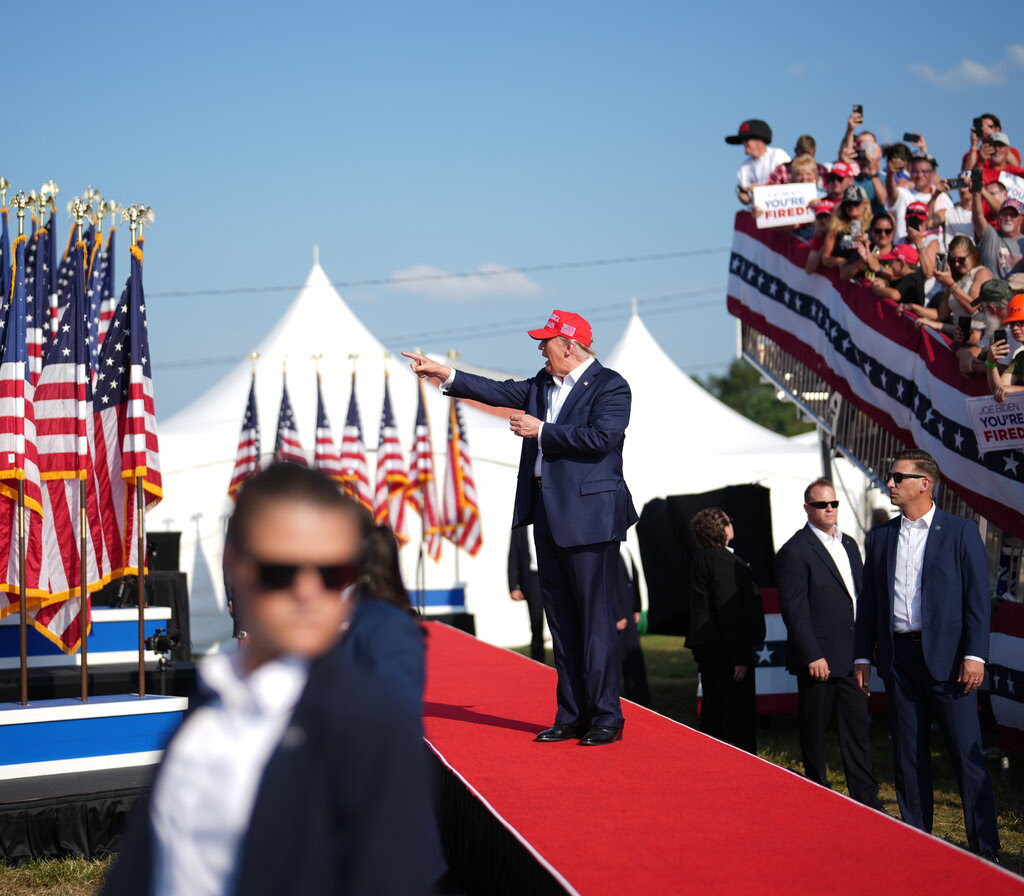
xmin=508 ymin=524 xmax=545 ymax=663
xmin=405 ymin=309 xmax=638 ymax=746
xmin=102 ymin=464 xmax=434 ymax=896
xmin=855 ymin=449 xmax=1000 ymax=859
xmin=775 ymin=479 xmax=882 ymax=809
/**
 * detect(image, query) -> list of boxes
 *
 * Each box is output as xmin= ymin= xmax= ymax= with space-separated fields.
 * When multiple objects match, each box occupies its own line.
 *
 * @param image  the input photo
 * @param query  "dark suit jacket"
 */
xmin=340 ymin=597 xmax=426 ymax=723
xmin=855 ymin=508 xmax=991 ymax=681
xmin=448 ymin=362 xmax=638 ymax=546
xmin=776 ymin=525 xmax=863 ymax=676
xmin=102 ymin=640 xmax=434 ymax=896
xmin=687 ymin=546 xmax=766 ymax=666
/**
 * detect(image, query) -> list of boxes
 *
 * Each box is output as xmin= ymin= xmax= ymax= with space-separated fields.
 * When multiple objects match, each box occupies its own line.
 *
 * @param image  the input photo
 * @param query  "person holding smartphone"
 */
xmin=987 ymin=292 xmax=1024 ymax=401
xmin=886 ymin=154 xmax=952 ymax=241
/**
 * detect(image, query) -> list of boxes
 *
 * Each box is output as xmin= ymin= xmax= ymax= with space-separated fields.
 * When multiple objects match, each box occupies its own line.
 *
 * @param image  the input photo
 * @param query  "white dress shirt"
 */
xmin=442 ymin=358 xmax=597 ymax=478
xmin=807 ymin=523 xmax=857 ymax=616
xmin=892 ymin=504 xmax=935 ymax=633
xmin=151 ymin=651 xmax=310 ymax=896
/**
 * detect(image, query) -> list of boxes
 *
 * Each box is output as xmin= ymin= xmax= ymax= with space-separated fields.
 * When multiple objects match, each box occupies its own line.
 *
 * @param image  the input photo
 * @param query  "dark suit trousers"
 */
xmin=796 ymin=671 xmax=882 ymax=809
xmin=532 ymin=484 xmax=623 ymax=729
xmin=691 ymin=646 xmax=756 ymax=754
xmin=887 ymin=638 xmax=999 ymax=853
xmin=521 ymin=570 xmax=545 ymax=663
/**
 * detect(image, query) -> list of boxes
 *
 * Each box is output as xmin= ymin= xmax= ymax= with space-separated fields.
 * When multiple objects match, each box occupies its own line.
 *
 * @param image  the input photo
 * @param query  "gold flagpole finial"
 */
xmin=98 ymin=199 xmax=122 ymax=230
xmin=39 ymin=180 xmax=59 ymax=215
xmin=312 ymin=352 xmax=323 ymax=374
xmin=121 ymin=204 xmax=152 ymax=246
xmin=0 ymin=177 xmax=9 ymax=207
xmin=67 ymin=198 xmax=91 ymax=242
xmin=10 ymin=190 xmax=34 ymax=236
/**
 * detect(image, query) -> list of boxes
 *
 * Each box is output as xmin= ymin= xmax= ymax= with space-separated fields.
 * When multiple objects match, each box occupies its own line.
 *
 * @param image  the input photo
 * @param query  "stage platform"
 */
xmin=422 ymin=623 xmax=1023 ymax=895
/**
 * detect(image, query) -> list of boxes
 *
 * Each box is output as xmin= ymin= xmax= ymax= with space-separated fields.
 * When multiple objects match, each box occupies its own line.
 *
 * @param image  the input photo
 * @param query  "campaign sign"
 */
xmin=999 ymin=171 xmax=1024 ymax=206
xmin=967 ymin=392 xmax=1024 ymax=454
xmin=751 ymin=183 xmax=817 ymax=229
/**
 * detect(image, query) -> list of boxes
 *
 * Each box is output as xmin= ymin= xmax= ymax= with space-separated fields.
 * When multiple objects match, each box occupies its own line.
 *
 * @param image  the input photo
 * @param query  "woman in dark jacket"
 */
xmin=686 ymin=508 xmax=766 ymax=753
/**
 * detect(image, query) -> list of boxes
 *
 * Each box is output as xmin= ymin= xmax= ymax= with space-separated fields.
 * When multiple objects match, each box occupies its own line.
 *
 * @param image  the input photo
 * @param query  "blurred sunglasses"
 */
xmin=886 ymin=471 xmax=926 ymax=485
xmin=247 ymin=558 xmax=360 ymax=591
xmin=807 ymin=500 xmax=839 ymax=509
xmin=872 ymin=227 xmax=893 ymax=234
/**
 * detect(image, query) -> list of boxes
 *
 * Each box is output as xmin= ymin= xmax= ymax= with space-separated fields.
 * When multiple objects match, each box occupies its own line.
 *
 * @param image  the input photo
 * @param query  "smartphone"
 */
xmin=994 ymin=328 xmax=1008 ymax=345
xmin=946 ymin=176 xmax=969 ymax=190
xmin=935 ymin=252 xmax=947 ymax=272
xmin=958 ymin=315 xmax=973 ymax=342
xmin=903 ymin=132 xmax=922 ymax=143
xmin=852 ymin=104 xmax=863 ymax=115
xmin=971 ymin=168 xmax=984 ymax=192
xmin=973 ymin=117 xmax=984 ymax=134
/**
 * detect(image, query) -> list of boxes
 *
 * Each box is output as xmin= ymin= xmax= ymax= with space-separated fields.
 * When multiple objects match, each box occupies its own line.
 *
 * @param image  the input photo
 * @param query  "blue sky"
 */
xmin=5 ymin=1 xmax=1023 ymax=416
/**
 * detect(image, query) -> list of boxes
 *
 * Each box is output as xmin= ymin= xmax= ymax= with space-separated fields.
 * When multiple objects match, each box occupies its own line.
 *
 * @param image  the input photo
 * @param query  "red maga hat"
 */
xmin=528 ymin=310 xmax=593 ymax=346
xmin=879 ymin=244 xmax=919 ymax=266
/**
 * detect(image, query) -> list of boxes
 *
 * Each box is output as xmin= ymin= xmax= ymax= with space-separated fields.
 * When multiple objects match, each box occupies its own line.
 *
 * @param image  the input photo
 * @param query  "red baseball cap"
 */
xmin=528 ymin=310 xmax=593 ymax=346
xmin=905 ymin=201 xmax=928 ymax=217
xmin=879 ymin=244 xmax=920 ymax=265
xmin=814 ymin=200 xmax=836 ymax=217
xmin=830 ymin=162 xmax=856 ymax=179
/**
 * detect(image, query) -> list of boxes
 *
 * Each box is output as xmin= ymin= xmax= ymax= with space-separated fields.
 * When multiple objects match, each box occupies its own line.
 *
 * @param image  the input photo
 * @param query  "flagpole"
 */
xmin=125 ymin=205 xmax=151 ymax=698
xmin=11 ymin=192 xmax=31 ymax=706
xmin=69 ymin=198 xmax=92 ymax=702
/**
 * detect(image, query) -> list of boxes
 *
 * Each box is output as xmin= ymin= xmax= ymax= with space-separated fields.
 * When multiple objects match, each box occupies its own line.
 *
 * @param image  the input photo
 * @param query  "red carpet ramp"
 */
xmin=423 ymin=622 xmax=1023 ymax=895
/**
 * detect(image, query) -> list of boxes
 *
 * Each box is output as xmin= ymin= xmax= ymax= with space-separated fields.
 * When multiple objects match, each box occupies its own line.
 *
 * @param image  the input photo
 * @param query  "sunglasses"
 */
xmin=872 ymin=227 xmax=893 ymax=234
xmin=886 ymin=471 xmax=927 ymax=485
xmin=807 ymin=500 xmax=839 ymax=510
xmin=246 ymin=557 xmax=360 ymax=591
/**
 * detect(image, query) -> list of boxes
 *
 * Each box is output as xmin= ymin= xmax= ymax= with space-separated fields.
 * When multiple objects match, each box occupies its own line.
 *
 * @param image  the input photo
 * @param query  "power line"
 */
xmin=146 ymin=247 xmax=730 ymax=299
xmin=151 ymin=287 xmax=726 ymax=373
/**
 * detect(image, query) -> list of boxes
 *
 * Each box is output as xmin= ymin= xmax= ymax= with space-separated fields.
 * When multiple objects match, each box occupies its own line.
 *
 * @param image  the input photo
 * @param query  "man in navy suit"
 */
xmin=405 ymin=310 xmax=637 ymax=745
xmin=776 ymin=479 xmax=882 ymax=809
xmin=855 ymin=449 xmax=1000 ymax=858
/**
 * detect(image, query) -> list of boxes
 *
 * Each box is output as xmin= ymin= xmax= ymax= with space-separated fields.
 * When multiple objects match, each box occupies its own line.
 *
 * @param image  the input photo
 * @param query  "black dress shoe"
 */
xmin=578 ymin=725 xmax=622 ymax=746
xmin=977 ymin=849 xmax=1001 ymax=865
xmin=534 ymin=722 xmax=580 ymax=742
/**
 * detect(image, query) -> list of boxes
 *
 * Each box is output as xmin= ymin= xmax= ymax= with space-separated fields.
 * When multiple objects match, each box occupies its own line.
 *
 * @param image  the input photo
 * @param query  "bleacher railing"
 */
xmin=728 ymin=212 xmax=1022 ymax=602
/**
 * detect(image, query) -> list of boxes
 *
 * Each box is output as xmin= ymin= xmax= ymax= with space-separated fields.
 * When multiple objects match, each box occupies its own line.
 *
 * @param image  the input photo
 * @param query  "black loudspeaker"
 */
xmin=637 ymin=484 xmax=776 ymax=637
xmin=147 ymin=532 xmax=181 ymax=572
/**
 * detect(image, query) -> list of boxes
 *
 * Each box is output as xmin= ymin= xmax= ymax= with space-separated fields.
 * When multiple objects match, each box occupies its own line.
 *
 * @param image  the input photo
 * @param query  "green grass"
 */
xmin=0 ymin=857 xmax=110 ymax=895
xmin=516 ymin=633 xmax=1024 ymax=874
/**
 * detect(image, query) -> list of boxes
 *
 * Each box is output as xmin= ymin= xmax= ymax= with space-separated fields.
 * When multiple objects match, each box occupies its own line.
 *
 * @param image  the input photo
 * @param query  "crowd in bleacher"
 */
xmin=727 ymin=113 xmax=1024 ymax=402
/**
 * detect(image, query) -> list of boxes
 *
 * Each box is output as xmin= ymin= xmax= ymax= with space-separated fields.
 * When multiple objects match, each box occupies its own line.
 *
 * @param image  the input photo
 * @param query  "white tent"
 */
xmin=605 ymin=309 xmax=873 ymax=553
xmin=158 ymin=260 xmax=534 ymax=653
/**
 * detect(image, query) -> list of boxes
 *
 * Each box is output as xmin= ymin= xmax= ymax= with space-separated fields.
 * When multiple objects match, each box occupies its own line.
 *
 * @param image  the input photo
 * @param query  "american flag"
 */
xmin=228 ymin=371 xmax=261 ymax=500
xmin=0 ymin=231 xmax=45 ymax=618
xmin=339 ymin=371 xmax=373 ymax=512
xmin=441 ymin=396 xmax=482 ymax=555
xmin=273 ymin=374 xmax=307 ymax=466
xmin=407 ymin=379 xmax=442 ymax=561
xmin=50 ymin=226 xmax=84 ymax=344
xmin=84 ymin=228 xmax=110 ymax=374
xmin=374 ymin=373 xmax=410 ymax=544
xmin=24 ymin=224 xmax=48 ymax=385
xmin=34 ymin=238 xmax=108 ymax=651
xmin=313 ymin=372 xmax=344 ymax=483
xmin=96 ymin=228 xmax=117 ymax=355
xmin=990 ymin=600 xmax=1024 ymax=753
xmin=91 ymin=243 xmax=163 ymax=586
